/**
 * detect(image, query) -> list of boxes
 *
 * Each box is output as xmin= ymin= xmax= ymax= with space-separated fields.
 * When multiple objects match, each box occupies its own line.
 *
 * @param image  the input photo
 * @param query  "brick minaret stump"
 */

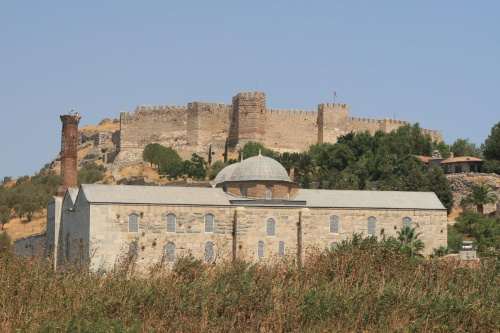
xmin=57 ymin=112 xmax=81 ymax=197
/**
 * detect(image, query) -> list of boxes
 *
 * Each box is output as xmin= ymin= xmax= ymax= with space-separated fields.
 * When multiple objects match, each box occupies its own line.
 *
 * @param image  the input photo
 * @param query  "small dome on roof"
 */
xmin=213 ymin=154 xmax=292 ymax=186
xmin=212 ymin=162 xmax=239 ymax=186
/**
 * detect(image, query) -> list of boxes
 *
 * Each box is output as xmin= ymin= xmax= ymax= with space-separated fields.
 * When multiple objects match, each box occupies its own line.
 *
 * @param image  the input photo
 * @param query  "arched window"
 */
xmin=278 ymin=241 xmax=285 ymax=257
xmin=330 ymin=242 xmax=338 ymax=250
xmin=205 ymin=242 xmax=214 ymax=263
xmin=166 ymin=242 xmax=175 ymax=262
xmin=330 ymin=215 xmax=339 ymax=234
xmin=367 ymin=216 xmax=377 ymax=235
xmin=266 ymin=218 xmax=276 ymax=236
xmin=204 ymin=214 xmax=214 ymax=233
xmin=266 ymin=187 xmax=273 ymax=199
xmin=402 ymin=217 xmax=412 ymax=229
xmin=166 ymin=214 xmax=176 ymax=233
xmin=128 ymin=213 xmax=139 ymax=233
xmin=258 ymin=241 xmax=265 ymax=258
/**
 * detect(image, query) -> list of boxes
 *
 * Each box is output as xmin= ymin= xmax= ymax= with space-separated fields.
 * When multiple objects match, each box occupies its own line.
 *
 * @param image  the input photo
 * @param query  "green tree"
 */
xmin=142 ymin=143 xmax=163 ymax=167
xmin=431 ymin=140 xmax=450 ymax=158
xmin=186 ymin=153 xmax=207 ymax=180
xmin=223 ymin=139 xmax=228 ymax=163
xmin=453 ymin=210 xmax=500 ymax=254
xmin=237 ymin=141 xmax=274 ymax=160
xmin=0 ymin=206 xmax=10 ymax=230
xmin=451 ymin=138 xmax=481 ymax=157
xmin=396 ymin=226 xmax=425 ymax=256
xmin=0 ymin=231 xmax=12 ymax=255
xmin=78 ymin=163 xmax=106 ymax=185
xmin=483 ymin=159 xmax=500 ymax=175
xmin=295 ymin=152 xmax=315 ymax=188
xmin=208 ymin=145 xmax=212 ymax=165
xmin=483 ymin=121 xmax=500 ymax=160
xmin=426 ymin=166 xmax=454 ymax=214
xmin=208 ymin=161 xmax=227 ymax=180
xmin=160 ymin=159 xmax=184 ymax=180
xmin=460 ymin=184 xmax=498 ymax=215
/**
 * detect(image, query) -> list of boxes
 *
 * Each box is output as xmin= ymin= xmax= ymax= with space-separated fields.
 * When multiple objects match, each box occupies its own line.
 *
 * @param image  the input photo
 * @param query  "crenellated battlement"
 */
xmin=267 ymin=109 xmax=316 ymax=115
xmin=421 ymin=129 xmax=443 ymax=136
xmin=378 ymin=118 xmax=410 ymax=125
xmin=235 ymin=91 xmax=266 ymax=100
xmin=319 ymin=102 xmax=349 ymax=108
xmin=349 ymin=117 xmax=379 ymax=124
xmin=188 ymin=102 xmax=232 ymax=111
xmin=117 ymin=90 xmax=443 ymax=163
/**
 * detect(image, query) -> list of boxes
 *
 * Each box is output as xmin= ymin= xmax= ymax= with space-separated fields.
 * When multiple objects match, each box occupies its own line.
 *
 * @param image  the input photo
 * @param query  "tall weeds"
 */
xmin=0 ymin=245 xmax=498 ymax=332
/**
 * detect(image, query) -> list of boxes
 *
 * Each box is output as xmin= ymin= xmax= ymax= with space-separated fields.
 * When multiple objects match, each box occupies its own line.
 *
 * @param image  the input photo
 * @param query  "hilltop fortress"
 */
xmin=115 ymin=91 xmax=442 ymax=163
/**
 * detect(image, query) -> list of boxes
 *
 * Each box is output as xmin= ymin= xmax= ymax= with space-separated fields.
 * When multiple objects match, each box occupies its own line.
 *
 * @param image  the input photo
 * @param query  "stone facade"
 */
xmin=115 ymin=91 xmax=443 ymax=163
xmin=56 ymin=193 xmax=447 ymax=272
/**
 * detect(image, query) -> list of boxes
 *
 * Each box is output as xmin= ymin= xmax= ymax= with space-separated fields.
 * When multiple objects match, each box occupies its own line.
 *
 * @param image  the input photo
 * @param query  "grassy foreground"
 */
xmin=0 ymin=244 xmax=499 ymax=332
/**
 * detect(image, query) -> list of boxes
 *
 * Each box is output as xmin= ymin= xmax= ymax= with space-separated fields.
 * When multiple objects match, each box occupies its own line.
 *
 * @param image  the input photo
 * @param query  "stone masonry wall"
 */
xmin=116 ymin=92 xmax=443 ymax=165
xmin=264 ymin=109 xmax=318 ymax=151
xmin=64 ymin=201 xmax=447 ymax=272
xmin=187 ymin=102 xmax=232 ymax=152
xmin=118 ymin=105 xmax=189 ymax=162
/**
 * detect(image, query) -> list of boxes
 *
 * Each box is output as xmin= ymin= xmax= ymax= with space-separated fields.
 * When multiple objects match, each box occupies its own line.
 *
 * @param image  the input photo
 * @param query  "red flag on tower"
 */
xmin=334 ymin=91 xmax=337 ymax=97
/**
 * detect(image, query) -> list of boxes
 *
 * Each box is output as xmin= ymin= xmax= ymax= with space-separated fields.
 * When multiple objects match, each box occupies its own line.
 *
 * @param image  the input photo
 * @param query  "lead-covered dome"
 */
xmin=213 ymin=155 xmax=292 ymax=186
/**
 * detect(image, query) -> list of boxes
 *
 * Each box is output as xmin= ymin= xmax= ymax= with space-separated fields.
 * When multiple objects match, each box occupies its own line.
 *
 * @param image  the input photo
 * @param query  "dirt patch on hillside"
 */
xmin=3 ymin=212 xmax=46 ymax=244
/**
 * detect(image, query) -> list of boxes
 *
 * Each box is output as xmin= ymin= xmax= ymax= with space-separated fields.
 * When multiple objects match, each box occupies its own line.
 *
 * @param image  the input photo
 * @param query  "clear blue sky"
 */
xmin=1 ymin=1 xmax=499 ymax=178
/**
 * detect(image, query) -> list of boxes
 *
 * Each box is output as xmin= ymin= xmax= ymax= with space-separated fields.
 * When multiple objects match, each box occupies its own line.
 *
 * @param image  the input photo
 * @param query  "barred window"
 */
xmin=166 ymin=242 xmax=176 ymax=262
xmin=266 ymin=187 xmax=273 ymax=199
xmin=278 ymin=241 xmax=285 ymax=257
xmin=205 ymin=242 xmax=214 ymax=263
xmin=266 ymin=218 xmax=276 ymax=236
xmin=128 ymin=213 xmax=139 ymax=233
xmin=330 ymin=215 xmax=339 ymax=233
xmin=402 ymin=217 xmax=412 ymax=229
xmin=166 ymin=214 xmax=176 ymax=233
xmin=241 ymin=187 xmax=247 ymax=197
xmin=367 ymin=216 xmax=377 ymax=235
xmin=204 ymin=214 xmax=214 ymax=233
xmin=258 ymin=241 xmax=265 ymax=258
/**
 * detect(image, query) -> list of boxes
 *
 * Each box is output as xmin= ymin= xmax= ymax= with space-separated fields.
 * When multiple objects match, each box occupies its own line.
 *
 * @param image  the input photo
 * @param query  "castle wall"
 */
xmin=115 ymin=92 xmax=443 ymax=162
xmin=119 ymin=105 xmax=189 ymax=161
xmin=187 ymin=102 xmax=232 ymax=152
xmin=230 ymin=92 xmax=266 ymax=149
xmin=347 ymin=117 xmax=385 ymax=135
xmin=318 ymin=103 xmax=351 ymax=144
xmin=264 ymin=109 xmax=318 ymax=151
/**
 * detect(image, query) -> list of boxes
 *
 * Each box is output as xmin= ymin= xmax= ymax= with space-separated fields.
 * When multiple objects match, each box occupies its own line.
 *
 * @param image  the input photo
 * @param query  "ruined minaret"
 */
xmin=57 ymin=111 xmax=81 ymax=197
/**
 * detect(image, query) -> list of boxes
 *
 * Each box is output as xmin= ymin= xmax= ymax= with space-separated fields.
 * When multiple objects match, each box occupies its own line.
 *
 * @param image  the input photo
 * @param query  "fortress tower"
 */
xmin=317 ymin=102 xmax=350 ymax=144
xmin=57 ymin=112 xmax=81 ymax=197
xmin=229 ymin=92 xmax=266 ymax=149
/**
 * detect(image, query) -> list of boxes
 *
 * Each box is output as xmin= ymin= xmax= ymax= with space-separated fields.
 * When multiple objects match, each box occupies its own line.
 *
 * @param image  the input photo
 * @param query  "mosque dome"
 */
xmin=213 ymin=154 xmax=292 ymax=187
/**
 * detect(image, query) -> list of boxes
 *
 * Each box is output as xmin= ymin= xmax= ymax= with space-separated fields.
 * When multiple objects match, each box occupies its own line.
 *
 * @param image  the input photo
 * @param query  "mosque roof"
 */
xmin=80 ymin=184 xmax=231 ymax=206
xmin=78 ymin=184 xmax=445 ymax=210
xmin=212 ymin=154 xmax=292 ymax=186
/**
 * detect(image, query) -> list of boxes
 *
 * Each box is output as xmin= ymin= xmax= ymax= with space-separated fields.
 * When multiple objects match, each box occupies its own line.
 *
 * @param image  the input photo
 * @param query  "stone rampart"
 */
xmin=264 ymin=109 xmax=318 ymax=151
xmin=116 ymin=92 xmax=443 ymax=164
